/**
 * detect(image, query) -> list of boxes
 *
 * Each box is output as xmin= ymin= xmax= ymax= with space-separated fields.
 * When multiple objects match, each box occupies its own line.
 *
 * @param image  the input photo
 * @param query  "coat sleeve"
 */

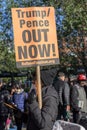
xmin=63 ymin=82 xmax=70 ymax=106
xmin=29 ymin=95 xmax=58 ymax=129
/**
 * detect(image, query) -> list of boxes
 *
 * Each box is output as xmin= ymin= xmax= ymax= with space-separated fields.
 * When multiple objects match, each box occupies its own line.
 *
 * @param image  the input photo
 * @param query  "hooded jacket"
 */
xmin=27 ymin=85 xmax=59 ymax=130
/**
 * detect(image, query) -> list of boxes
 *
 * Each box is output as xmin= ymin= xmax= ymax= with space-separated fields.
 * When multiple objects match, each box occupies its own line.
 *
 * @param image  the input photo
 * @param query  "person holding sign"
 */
xmin=27 ymin=74 xmax=59 ymax=130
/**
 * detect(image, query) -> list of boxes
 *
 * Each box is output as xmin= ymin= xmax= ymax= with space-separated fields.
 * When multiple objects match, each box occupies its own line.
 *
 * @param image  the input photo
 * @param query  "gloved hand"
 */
xmin=28 ymin=89 xmax=37 ymax=104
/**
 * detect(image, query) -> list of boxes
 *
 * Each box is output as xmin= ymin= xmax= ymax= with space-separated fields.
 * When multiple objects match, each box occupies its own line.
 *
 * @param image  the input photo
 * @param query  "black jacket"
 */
xmin=27 ymin=85 xmax=59 ymax=130
xmin=53 ymin=78 xmax=70 ymax=106
xmin=0 ymin=86 xmax=10 ymax=116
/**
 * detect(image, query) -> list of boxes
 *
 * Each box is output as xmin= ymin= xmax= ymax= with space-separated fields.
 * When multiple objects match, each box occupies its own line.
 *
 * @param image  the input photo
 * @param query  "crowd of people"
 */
xmin=0 ymin=70 xmax=87 ymax=130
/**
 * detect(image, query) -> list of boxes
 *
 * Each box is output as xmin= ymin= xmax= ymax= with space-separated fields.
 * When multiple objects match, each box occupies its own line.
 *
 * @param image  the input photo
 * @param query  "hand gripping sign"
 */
xmin=11 ymin=7 xmax=59 ymax=68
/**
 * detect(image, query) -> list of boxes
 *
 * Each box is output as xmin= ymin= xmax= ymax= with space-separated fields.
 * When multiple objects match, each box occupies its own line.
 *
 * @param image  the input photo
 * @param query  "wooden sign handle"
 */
xmin=36 ymin=65 xmax=42 ymax=109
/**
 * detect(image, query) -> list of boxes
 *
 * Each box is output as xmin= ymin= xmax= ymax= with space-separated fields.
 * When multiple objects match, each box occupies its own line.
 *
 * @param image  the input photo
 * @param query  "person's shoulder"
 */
xmin=22 ymin=91 xmax=28 ymax=98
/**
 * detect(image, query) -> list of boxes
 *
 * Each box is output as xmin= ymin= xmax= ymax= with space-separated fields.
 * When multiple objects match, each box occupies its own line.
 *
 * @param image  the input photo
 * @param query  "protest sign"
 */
xmin=11 ymin=7 xmax=59 ymax=68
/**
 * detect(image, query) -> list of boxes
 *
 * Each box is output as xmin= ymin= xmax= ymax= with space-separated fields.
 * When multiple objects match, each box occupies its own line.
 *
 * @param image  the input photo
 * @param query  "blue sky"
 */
xmin=0 ymin=0 xmax=63 ymax=42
